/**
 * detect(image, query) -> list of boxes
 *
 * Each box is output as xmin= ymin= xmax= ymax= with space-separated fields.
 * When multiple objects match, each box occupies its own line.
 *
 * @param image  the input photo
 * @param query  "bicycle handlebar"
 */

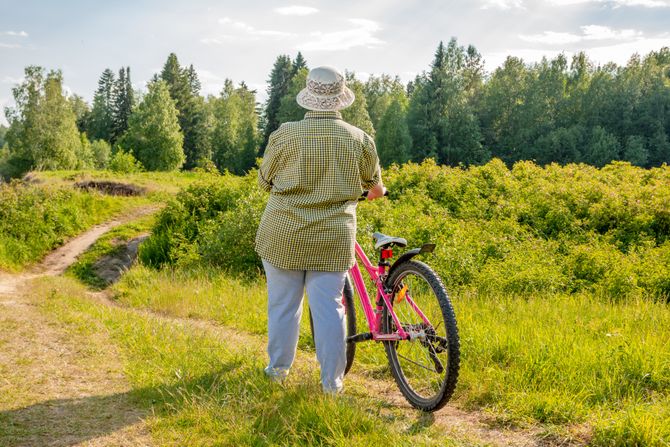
xmin=359 ymin=190 xmax=389 ymax=201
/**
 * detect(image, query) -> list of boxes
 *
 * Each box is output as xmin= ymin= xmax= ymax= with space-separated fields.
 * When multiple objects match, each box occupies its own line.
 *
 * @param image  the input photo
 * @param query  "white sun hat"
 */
xmin=296 ymin=66 xmax=355 ymax=111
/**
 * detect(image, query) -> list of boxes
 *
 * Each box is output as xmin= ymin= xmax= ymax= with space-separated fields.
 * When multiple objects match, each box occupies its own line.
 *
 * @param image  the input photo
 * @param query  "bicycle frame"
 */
xmin=348 ymin=241 xmax=433 ymax=341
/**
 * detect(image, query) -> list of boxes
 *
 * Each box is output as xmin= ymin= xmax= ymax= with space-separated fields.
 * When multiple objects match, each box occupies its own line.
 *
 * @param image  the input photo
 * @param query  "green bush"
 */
xmin=142 ymin=159 xmax=670 ymax=301
xmin=139 ymin=173 xmax=262 ymax=274
xmin=0 ymin=180 xmax=126 ymax=270
xmin=109 ymin=148 xmax=144 ymax=173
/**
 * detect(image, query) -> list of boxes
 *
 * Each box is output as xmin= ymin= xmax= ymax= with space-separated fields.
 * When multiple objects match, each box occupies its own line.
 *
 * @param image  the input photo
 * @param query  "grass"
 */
xmin=111 ymin=266 xmax=670 ymax=446
xmin=32 ymin=169 xmax=220 ymax=198
xmin=66 ymin=213 xmax=156 ymax=288
xmin=0 ymin=169 xmax=210 ymax=272
xmin=31 ymin=276 xmax=460 ymax=446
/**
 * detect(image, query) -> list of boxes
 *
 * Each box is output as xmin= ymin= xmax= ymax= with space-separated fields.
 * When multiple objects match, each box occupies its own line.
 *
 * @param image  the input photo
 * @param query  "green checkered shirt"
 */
xmin=255 ymin=110 xmax=382 ymax=271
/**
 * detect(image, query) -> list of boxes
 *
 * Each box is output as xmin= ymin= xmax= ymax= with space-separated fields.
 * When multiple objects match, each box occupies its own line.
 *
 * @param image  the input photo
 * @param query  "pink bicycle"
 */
xmin=309 ymin=219 xmax=460 ymax=411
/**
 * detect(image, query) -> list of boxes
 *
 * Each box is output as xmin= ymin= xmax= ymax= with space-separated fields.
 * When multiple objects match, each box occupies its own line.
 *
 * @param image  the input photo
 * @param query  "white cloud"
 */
xmin=0 ymin=43 xmax=22 ymax=49
xmin=519 ymin=31 xmax=583 ymax=44
xmin=547 ymin=0 xmax=670 ymax=5
xmin=298 ymin=18 xmax=385 ymax=51
xmin=611 ymin=0 xmax=670 ymax=6
xmin=201 ymin=17 xmax=296 ymax=44
xmin=486 ymin=33 xmax=670 ymax=71
xmin=585 ymin=35 xmax=670 ymax=64
xmin=1 ymin=30 xmax=28 ymax=37
xmin=274 ymin=6 xmax=319 ymax=16
xmin=520 ymin=25 xmax=643 ymax=44
xmin=480 ymin=0 xmax=524 ymax=9
xmin=1 ymin=76 xmax=23 ymax=84
xmin=0 ymin=98 xmax=9 ymax=126
xmin=484 ymin=48 xmax=565 ymax=71
xmin=581 ymin=25 xmax=642 ymax=39
xmin=491 ymin=0 xmax=670 ymax=7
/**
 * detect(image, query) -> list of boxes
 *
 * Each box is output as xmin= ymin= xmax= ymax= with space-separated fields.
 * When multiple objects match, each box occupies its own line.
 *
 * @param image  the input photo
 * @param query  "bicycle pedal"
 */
xmin=346 ymin=332 xmax=373 ymax=343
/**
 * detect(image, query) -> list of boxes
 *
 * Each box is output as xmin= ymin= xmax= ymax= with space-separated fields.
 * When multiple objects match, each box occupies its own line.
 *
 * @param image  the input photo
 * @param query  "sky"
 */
xmin=1 ymin=0 xmax=670 ymax=126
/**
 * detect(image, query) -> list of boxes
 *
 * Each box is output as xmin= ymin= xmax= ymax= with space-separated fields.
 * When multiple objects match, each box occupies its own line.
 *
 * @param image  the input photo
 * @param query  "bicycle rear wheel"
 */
xmin=309 ymin=275 xmax=356 ymax=375
xmin=382 ymin=260 xmax=460 ymax=411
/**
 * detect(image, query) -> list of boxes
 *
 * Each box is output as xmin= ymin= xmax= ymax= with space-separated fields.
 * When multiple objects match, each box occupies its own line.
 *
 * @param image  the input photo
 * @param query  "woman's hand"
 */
xmin=366 ymin=183 xmax=387 ymax=200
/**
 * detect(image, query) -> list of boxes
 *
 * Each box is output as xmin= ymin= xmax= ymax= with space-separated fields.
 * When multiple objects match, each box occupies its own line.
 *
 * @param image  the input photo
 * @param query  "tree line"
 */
xmin=1 ymin=40 xmax=669 ymax=179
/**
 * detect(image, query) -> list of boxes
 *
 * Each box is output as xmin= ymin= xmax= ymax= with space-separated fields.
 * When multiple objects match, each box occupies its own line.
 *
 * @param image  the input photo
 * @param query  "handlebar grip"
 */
xmin=359 ymin=190 xmax=389 ymax=201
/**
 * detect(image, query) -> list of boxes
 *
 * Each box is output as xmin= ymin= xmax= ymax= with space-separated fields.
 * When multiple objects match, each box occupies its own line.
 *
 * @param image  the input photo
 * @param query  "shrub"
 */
xmin=91 ymin=139 xmax=112 ymax=169
xmin=141 ymin=160 xmax=670 ymax=301
xmin=109 ymin=148 xmax=144 ymax=173
xmin=139 ymin=173 xmax=258 ymax=270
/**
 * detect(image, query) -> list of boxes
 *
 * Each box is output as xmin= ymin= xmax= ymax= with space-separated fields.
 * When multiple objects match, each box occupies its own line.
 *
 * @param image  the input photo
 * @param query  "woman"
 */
xmin=255 ymin=66 xmax=385 ymax=393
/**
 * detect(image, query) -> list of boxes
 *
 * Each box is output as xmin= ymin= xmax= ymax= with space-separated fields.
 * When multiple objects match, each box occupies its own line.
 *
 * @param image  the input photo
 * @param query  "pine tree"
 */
xmin=111 ymin=67 xmax=134 ymax=142
xmin=277 ymin=67 xmax=308 ymax=124
xmin=159 ymin=53 xmax=210 ymax=169
xmin=186 ymin=64 xmax=201 ymax=95
xmin=119 ymin=80 xmax=184 ymax=171
xmin=293 ymin=52 xmax=307 ymax=74
xmin=87 ymin=68 xmax=115 ymax=142
xmin=408 ymin=40 xmax=487 ymax=166
xmin=262 ymin=55 xmax=293 ymax=151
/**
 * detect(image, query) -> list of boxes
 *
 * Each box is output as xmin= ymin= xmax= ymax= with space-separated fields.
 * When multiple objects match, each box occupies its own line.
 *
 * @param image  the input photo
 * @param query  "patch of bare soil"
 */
xmin=75 ymin=181 xmax=146 ymax=197
xmin=93 ymin=235 xmax=149 ymax=286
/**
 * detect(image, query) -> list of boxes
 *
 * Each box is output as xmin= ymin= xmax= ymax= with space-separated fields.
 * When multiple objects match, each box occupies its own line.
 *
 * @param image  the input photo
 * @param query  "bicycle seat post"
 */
xmin=378 ymin=247 xmax=393 ymax=268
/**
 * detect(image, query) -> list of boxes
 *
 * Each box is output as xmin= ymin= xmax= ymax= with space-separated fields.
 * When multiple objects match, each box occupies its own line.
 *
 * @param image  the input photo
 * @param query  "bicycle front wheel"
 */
xmin=382 ymin=260 xmax=460 ymax=411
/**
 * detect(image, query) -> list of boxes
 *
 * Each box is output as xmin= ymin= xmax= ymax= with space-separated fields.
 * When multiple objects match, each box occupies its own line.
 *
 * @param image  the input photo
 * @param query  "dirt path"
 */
xmin=0 ymin=207 xmax=159 ymax=447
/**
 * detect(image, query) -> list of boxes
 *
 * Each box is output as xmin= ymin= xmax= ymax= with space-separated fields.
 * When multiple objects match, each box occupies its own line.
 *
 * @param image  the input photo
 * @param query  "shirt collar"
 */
xmin=304 ymin=110 xmax=342 ymax=120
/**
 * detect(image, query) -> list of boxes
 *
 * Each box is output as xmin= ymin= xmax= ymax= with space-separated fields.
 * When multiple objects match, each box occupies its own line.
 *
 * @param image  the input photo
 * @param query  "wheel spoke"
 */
xmin=396 ymin=353 xmax=439 ymax=373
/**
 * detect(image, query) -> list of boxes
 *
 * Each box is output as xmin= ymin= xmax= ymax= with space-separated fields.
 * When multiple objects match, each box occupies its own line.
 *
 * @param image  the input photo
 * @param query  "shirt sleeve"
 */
xmin=360 ymin=135 xmax=382 ymax=190
xmin=258 ymin=131 xmax=280 ymax=192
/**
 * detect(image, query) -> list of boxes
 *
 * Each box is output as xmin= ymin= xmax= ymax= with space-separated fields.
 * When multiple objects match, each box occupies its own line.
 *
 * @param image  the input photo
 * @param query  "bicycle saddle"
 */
xmin=372 ymin=232 xmax=408 ymax=250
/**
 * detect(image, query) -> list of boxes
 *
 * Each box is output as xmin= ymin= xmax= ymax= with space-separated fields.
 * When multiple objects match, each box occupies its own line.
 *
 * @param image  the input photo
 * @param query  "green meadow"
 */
xmin=2 ymin=160 xmax=670 ymax=445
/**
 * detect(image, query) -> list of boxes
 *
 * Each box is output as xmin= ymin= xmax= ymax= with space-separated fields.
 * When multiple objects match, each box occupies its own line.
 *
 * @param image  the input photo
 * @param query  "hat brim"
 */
xmin=296 ymin=86 xmax=355 ymax=111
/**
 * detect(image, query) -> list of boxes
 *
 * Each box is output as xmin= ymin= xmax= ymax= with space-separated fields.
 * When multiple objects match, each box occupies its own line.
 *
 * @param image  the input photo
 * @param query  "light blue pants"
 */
xmin=262 ymin=259 xmax=347 ymax=393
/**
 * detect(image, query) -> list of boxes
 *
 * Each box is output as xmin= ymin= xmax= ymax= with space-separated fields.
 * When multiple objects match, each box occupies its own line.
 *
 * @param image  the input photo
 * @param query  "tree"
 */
xmin=623 ymin=135 xmax=649 ymax=167
xmin=111 ymin=67 xmax=134 ymax=142
xmin=211 ymin=80 xmax=259 ymax=174
xmin=262 ymin=55 xmax=293 ymax=150
xmin=584 ymin=126 xmax=620 ymax=167
xmin=408 ymin=39 xmax=487 ymax=166
xmin=293 ymin=52 xmax=307 ymax=74
xmin=90 ymin=139 xmax=112 ymax=169
xmin=4 ymin=67 xmax=81 ymax=171
xmin=376 ymin=96 xmax=411 ymax=166
xmin=479 ymin=57 xmax=529 ymax=161
xmin=0 ymin=125 xmax=7 ymax=148
xmin=118 ymin=80 xmax=184 ymax=171
xmin=75 ymin=133 xmax=95 ymax=169
xmin=87 ymin=68 xmax=115 ymax=142
xmin=363 ymin=74 xmax=407 ymax=130
xmin=159 ymin=53 xmax=211 ymax=169
xmin=531 ymin=125 xmax=585 ymax=165
xmin=277 ymin=67 xmax=308 ymax=124
xmin=68 ymin=94 xmax=90 ymax=133
xmin=341 ymin=73 xmax=375 ymax=137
